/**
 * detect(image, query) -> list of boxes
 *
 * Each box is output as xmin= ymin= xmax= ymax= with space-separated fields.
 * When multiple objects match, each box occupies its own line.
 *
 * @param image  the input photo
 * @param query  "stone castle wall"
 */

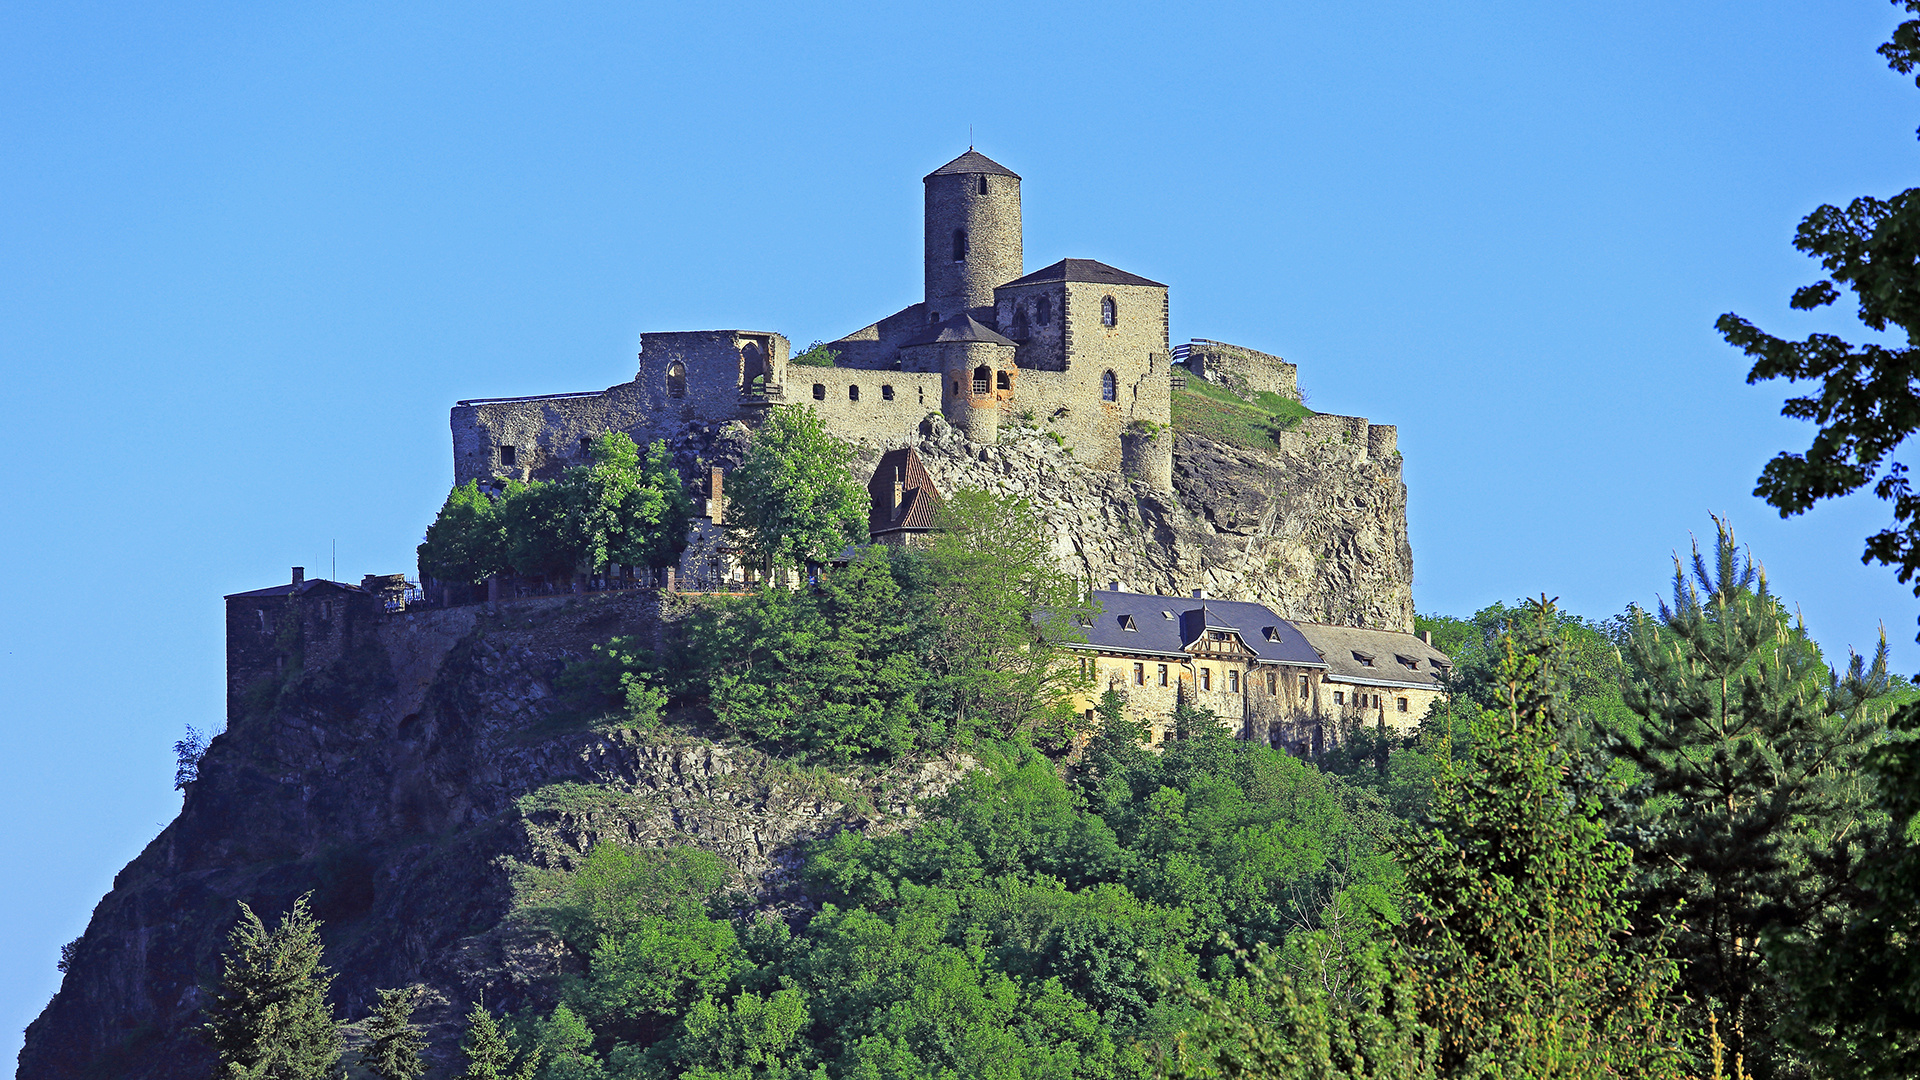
xmin=1185 ymin=340 xmax=1298 ymax=402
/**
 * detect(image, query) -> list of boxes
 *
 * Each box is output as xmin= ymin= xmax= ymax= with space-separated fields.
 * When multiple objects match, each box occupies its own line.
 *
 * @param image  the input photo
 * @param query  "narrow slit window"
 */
xmin=1101 ymin=370 xmax=1117 ymax=401
xmin=978 ymin=175 xmax=988 ymax=195
xmin=953 ymin=228 xmax=968 ymax=261
xmin=849 ymin=384 xmax=860 ymax=402
xmin=1266 ymin=672 xmax=1277 ymax=694
xmin=580 ymin=436 xmax=593 ymax=457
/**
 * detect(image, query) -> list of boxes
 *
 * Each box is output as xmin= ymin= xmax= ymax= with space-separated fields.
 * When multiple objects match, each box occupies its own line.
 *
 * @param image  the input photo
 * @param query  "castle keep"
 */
xmin=450 ymin=150 xmax=1177 ymax=492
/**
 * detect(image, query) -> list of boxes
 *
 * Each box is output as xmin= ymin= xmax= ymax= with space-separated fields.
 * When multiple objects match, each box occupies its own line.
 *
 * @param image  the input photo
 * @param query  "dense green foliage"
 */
xmin=360 ymin=986 xmax=429 ymax=1080
xmin=419 ymin=433 xmax=691 ymax=584
xmin=723 ymin=407 xmax=868 ymax=575
xmin=1716 ymin=1 xmax=1920 ymax=609
xmin=201 ymin=895 xmax=342 ymax=1080
xmin=787 ymin=341 xmax=839 ymax=368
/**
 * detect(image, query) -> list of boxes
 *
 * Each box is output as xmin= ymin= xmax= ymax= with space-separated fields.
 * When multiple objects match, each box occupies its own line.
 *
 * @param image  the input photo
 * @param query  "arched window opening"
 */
xmin=953 ymin=229 xmax=968 ymax=262
xmin=1101 ymin=296 xmax=1117 ymax=327
xmin=849 ymin=384 xmax=860 ymax=402
xmin=1011 ymin=306 xmax=1028 ymax=340
xmin=973 ymin=365 xmax=991 ymax=395
xmin=666 ymin=362 xmax=687 ymax=399
xmin=1035 ymin=295 xmax=1051 ymax=326
xmin=812 ymin=383 xmax=826 ymax=400
xmin=996 ymin=370 xmax=1011 ymax=391
xmin=1101 ymin=370 xmax=1117 ymax=401
xmin=978 ymin=175 xmax=988 ymax=195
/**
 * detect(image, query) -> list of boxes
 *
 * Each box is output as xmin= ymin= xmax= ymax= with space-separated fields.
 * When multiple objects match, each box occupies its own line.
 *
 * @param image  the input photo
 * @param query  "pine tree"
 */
xmin=1397 ymin=597 xmax=1688 ymax=1079
xmin=201 ymin=894 xmax=343 ymax=1080
xmin=1616 ymin=519 xmax=1876 ymax=1076
xmin=358 ymin=986 xmax=428 ymax=1080
xmin=460 ymin=1001 xmax=540 ymax=1080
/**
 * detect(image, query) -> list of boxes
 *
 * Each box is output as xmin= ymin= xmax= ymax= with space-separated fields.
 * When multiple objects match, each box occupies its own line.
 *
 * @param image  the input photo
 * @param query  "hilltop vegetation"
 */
xmin=1169 ymin=375 xmax=1314 ymax=455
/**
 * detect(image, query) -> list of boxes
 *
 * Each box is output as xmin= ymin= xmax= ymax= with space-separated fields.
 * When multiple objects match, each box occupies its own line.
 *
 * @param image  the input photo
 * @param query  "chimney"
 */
xmin=891 ymin=463 xmax=905 ymax=519
xmin=292 ymin=566 xmax=304 ymax=586
xmin=709 ymin=467 xmax=725 ymax=522
xmin=1421 ymin=630 xmax=1433 ymax=646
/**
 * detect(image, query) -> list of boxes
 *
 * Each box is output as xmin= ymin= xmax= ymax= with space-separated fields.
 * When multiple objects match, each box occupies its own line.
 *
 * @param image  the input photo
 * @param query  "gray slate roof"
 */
xmin=1065 ymin=589 xmax=1326 ymax=668
xmin=1291 ymin=622 xmax=1452 ymax=689
xmin=1002 ymin=258 xmax=1166 ymax=289
xmin=225 ymin=579 xmax=366 ymax=600
xmin=925 ymin=150 xmax=1021 ymax=179
xmin=900 ymin=313 xmax=1018 ymax=348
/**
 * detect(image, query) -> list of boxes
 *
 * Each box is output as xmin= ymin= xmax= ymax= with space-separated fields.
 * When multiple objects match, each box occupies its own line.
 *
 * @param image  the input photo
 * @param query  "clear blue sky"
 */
xmin=4 ymin=0 xmax=1917 ymax=1064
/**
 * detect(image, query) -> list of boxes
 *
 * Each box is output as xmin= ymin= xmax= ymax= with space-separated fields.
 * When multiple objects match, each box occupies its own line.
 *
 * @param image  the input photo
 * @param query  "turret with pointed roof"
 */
xmin=924 ymin=149 xmax=1023 ymax=325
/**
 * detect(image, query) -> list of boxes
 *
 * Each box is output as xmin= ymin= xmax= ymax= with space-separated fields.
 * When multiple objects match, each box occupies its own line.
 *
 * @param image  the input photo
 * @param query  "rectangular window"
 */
xmin=1398 ymin=697 xmax=1409 ymax=712
xmin=1266 ymin=672 xmax=1277 ymax=694
xmin=499 ymin=445 xmax=516 ymax=466
xmin=882 ymin=384 xmax=895 ymax=400
xmin=1201 ymin=668 xmax=1212 ymax=691
xmin=1133 ymin=662 xmax=1144 ymax=685
xmin=1157 ymin=664 xmax=1168 ymax=687
xmin=1334 ymin=691 xmax=1345 ymax=705
xmin=1228 ymin=670 xmax=1240 ymax=693
xmin=580 ymin=436 xmax=593 ymax=456
xmin=997 ymin=370 xmax=1011 ymax=390
xmin=812 ymin=384 xmax=826 ymax=400
xmin=1299 ymin=680 xmax=1309 ymax=700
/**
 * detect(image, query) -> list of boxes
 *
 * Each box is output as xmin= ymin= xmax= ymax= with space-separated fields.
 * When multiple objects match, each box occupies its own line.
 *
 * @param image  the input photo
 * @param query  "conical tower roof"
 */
xmin=925 ymin=150 xmax=1020 ymax=180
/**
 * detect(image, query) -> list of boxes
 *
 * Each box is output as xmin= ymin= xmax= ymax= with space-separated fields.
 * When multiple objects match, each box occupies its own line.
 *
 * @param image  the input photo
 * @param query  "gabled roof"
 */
xmin=869 ymin=447 xmax=945 ymax=537
xmin=925 ymin=150 xmax=1020 ymax=179
xmin=899 ymin=313 xmax=1018 ymax=348
xmin=1000 ymin=258 xmax=1166 ymax=289
xmin=224 ymin=579 xmax=367 ymax=601
xmin=1064 ymin=589 xmax=1326 ymax=668
xmin=1291 ymin=622 xmax=1453 ymax=690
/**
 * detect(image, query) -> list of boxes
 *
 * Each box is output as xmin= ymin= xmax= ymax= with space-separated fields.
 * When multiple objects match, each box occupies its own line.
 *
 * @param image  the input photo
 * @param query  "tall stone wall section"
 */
xmin=1184 ymin=340 xmax=1298 ymax=402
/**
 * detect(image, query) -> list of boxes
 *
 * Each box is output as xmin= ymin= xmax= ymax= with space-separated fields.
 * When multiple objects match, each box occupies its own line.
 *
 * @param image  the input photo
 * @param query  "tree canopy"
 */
xmin=723 ymin=406 xmax=868 ymax=574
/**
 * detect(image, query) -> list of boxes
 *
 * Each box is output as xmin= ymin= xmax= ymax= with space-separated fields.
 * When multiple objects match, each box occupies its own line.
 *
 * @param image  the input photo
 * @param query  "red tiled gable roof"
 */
xmin=868 ymin=447 xmax=945 ymax=537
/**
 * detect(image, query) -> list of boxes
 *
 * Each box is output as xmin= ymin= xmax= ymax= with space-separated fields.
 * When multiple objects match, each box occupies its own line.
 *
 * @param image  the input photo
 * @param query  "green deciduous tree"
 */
xmin=724 ymin=406 xmax=867 ymax=574
xmin=1398 ymin=598 xmax=1688 ymax=1079
xmin=419 ymin=480 xmax=512 ymax=585
xmin=923 ymin=488 xmax=1088 ymax=745
xmin=358 ymin=986 xmax=428 ymax=1080
xmin=201 ymin=894 xmax=343 ymax=1080
xmin=1716 ymin=2 xmax=1920 ymax=617
xmin=1615 ymin=521 xmax=1875 ymax=1076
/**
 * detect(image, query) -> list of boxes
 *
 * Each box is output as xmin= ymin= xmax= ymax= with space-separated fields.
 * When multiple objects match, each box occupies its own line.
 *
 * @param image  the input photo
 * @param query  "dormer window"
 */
xmin=1352 ymin=651 xmax=1375 ymax=667
xmin=1263 ymin=626 xmax=1280 ymax=641
xmin=953 ymin=229 xmax=968 ymax=261
xmin=1121 ymin=614 xmax=1138 ymax=631
xmin=1101 ymin=295 xmax=1117 ymax=326
xmin=1397 ymin=654 xmax=1420 ymax=670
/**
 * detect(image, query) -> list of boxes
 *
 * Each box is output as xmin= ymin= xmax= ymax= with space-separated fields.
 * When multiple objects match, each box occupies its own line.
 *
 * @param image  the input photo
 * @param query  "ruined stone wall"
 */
xmin=790 ymin=368 xmax=942 ymax=449
xmin=1185 ymin=340 xmax=1298 ymax=402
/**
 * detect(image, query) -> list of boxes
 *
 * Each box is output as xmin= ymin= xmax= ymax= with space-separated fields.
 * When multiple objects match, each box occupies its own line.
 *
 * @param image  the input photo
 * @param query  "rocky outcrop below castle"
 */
xmin=18 ymin=595 xmax=968 ymax=1080
xmin=875 ymin=413 xmax=1414 ymax=633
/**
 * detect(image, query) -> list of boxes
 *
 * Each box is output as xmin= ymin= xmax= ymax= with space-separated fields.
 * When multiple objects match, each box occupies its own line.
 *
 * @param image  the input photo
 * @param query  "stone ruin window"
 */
xmin=953 ymin=228 xmax=968 ymax=262
xmin=996 ymin=370 xmax=1011 ymax=391
xmin=667 ymin=362 xmax=687 ymax=399
xmin=849 ymin=384 xmax=860 ymax=402
xmin=978 ymin=175 xmax=988 ymax=195
xmin=1035 ymin=294 xmax=1051 ymax=326
xmin=499 ymin=445 xmax=516 ymax=466
xmin=882 ymin=384 xmax=895 ymax=401
xmin=1101 ymin=295 xmax=1117 ymax=326
xmin=1011 ymin=306 xmax=1028 ymax=340
xmin=973 ymin=365 xmax=990 ymax=395
xmin=812 ymin=383 xmax=826 ymax=401
xmin=1101 ymin=370 xmax=1117 ymax=401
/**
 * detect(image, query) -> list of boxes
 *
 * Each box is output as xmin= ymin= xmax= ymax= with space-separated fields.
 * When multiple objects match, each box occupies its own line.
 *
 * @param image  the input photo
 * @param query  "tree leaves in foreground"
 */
xmin=1715 ymin=1 xmax=1920 ymax=614
xmin=1616 ymin=519 xmax=1876 ymax=1077
xmin=201 ymin=894 xmax=342 ymax=1080
xmin=723 ymin=406 xmax=867 ymax=575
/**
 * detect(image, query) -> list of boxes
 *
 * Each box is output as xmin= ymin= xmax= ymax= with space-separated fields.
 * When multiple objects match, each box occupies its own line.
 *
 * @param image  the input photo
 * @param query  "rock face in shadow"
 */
xmin=891 ymin=418 xmax=1413 ymax=632
xmin=18 ymin=594 xmax=963 ymax=1080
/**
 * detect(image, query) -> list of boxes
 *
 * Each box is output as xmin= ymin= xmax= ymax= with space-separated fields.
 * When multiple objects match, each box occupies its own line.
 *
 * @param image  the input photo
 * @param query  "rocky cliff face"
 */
xmin=884 ymin=415 xmax=1413 ymax=632
xmin=18 ymin=595 xmax=965 ymax=1080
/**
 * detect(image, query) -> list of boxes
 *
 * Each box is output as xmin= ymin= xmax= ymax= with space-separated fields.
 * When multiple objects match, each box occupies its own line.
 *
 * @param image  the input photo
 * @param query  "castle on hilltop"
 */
xmin=449 ymin=149 xmax=1223 ymax=492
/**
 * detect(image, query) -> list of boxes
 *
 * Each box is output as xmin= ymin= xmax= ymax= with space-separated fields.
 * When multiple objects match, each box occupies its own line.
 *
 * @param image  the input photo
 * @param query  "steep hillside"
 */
xmin=18 ymin=595 xmax=965 ymax=1079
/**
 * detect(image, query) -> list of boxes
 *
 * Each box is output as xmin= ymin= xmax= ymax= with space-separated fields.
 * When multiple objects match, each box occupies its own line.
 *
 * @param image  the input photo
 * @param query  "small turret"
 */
xmin=924 ymin=150 xmax=1022 ymax=325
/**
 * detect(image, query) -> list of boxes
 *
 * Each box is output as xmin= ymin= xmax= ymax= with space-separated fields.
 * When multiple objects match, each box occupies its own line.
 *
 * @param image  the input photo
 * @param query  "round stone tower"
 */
xmin=924 ymin=150 xmax=1022 ymax=324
